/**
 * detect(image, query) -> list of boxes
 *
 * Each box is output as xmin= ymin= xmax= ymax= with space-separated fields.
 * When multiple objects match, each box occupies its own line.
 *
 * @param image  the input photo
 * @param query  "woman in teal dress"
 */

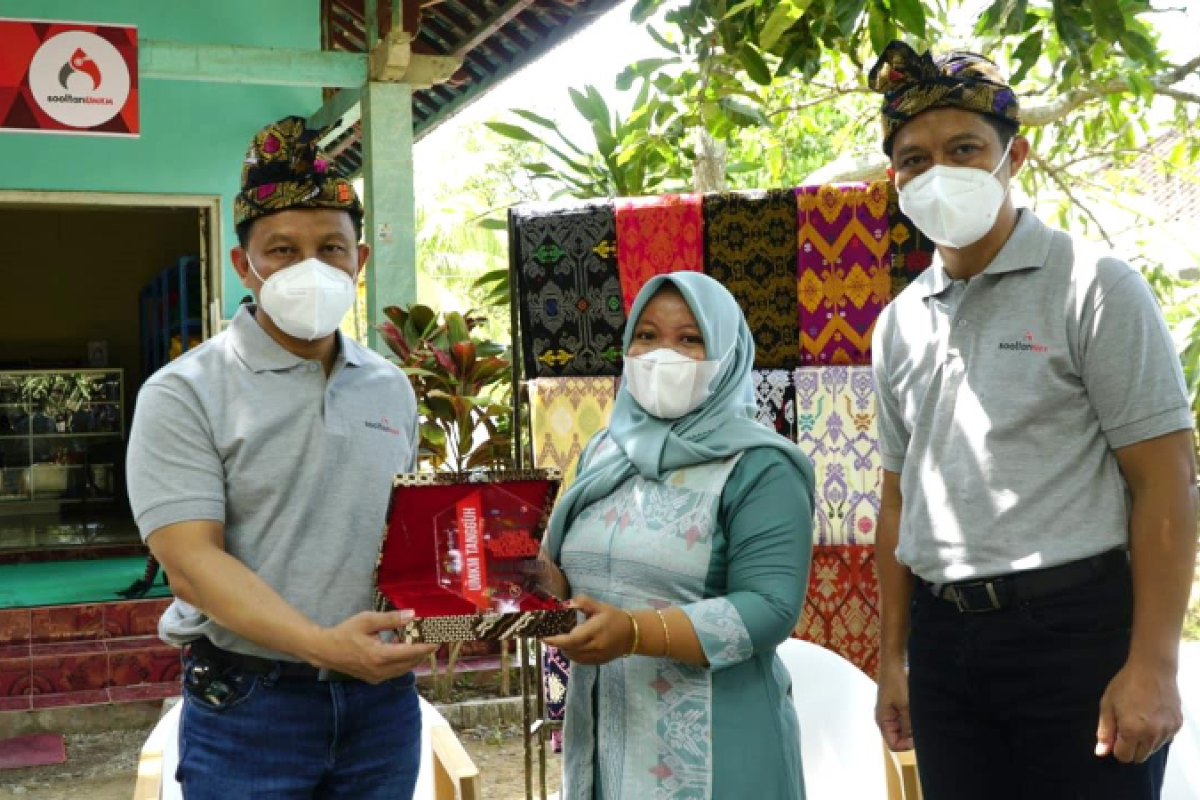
xmin=540 ymin=272 xmax=816 ymax=800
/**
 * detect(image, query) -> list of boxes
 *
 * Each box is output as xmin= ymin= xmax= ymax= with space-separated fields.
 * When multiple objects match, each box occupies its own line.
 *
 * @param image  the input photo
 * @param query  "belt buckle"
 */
xmin=948 ymin=580 xmax=1003 ymax=613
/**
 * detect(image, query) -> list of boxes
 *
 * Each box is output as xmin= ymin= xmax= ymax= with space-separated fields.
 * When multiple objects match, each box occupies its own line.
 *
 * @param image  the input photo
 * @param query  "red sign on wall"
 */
xmin=0 ymin=18 xmax=139 ymax=137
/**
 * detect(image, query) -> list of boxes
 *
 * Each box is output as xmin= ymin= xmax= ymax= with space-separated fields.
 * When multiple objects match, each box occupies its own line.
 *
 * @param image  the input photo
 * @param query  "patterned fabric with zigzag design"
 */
xmin=796 ymin=182 xmax=893 ymax=366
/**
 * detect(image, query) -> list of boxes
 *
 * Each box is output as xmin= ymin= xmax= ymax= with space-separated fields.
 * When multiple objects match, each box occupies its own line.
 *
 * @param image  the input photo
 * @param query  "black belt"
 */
xmin=924 ymin=549 xmax=1127 ymax=613
xmin=186 ymin=637 xmax=356 ymax=682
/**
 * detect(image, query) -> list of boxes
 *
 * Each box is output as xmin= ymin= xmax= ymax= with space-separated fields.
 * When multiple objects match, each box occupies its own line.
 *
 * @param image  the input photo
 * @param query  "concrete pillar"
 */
xmin=361 ymin=80 xmax=417 ymax=353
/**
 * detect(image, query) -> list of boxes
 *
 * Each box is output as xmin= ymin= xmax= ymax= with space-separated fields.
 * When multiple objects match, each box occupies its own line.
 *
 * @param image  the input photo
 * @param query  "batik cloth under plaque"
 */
xmin=752 ymin=370 xmax=796 ymax=440
xmin=528 ymin=377 xmax=619 ymax=489
xmin=543 ymin=643 xmax=571 ymax=753
xmin=887 ymin=182 xmax=935 ymax=296
xmin=703 ymin=191 xmax=801 ymax=369
xmin=794 ymin=367 xmax=881 ymax=547
xmin=513 ymin=203 xmax=626 ymax=380
xmin=615 ymin=194 xmax=704 ymax=313
xmin=796 ymin=182 xmax=892 ymax=366
xmin=795 ymin=544 xmax=881 ymax=678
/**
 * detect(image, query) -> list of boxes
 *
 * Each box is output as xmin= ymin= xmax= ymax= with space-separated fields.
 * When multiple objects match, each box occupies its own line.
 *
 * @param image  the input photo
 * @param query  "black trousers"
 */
xmin=908 ymin=560 xmax=1169 ymax=800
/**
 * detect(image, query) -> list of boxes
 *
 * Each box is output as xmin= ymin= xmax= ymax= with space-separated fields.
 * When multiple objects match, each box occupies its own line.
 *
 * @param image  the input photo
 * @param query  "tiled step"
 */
xmin=0 ymin=598 xmax=172 ymax=645
xmin=0 ymin=634 xmax=180 ymax=712
xmin=0 ymin=598 xmax=180 ymax=712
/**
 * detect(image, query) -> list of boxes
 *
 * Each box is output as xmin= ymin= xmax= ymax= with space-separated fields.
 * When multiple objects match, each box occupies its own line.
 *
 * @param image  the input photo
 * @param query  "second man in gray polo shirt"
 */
xmin=867 ymin=42 xmax=1197 ymax=800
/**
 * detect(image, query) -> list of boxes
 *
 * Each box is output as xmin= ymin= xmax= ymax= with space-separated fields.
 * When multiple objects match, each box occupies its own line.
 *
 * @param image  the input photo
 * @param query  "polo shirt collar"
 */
xmin=229 ymin=305 xmax=363 ymax=373
xmin=916 ymin=209 xmax=1055 ymax=299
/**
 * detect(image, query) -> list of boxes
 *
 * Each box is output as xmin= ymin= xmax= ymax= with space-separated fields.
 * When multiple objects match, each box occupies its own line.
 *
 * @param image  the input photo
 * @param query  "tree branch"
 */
xmin=1028 ymin=151 xmax=1114 ymax=247
xmin=1023 ymin=55 xmax=1200 ymax=126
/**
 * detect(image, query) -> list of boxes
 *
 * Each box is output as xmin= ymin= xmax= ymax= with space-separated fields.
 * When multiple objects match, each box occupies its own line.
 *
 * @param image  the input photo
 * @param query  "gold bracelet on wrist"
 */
xmin=655 ymin=609 xmax=672 ymax=659
xmin=623 ymin=610 xmax=641 ymax=658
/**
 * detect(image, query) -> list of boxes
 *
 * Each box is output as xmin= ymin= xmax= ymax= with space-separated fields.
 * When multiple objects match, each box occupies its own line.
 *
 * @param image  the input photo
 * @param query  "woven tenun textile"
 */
xmin=753 ymin=369 xmax=797 ymax=441
xmin=796 ymin=182 xmax=892 ymax=367
xmin=702 ymin=190 xmax=801 ymax=369
xmin=795 ymin=544 xmax=881 ymax=678
xmin=887 ymin=181 xmax=936 ymax=296
xmin=513 ymin=203 xmax=626 ymax=380
xmin=615 ymin=194 xmax=705 ymax=314
xmin=795 ymin=366 xmax=882 ymax=547
xmin=528 ymin=377 xmax=619 ymax=488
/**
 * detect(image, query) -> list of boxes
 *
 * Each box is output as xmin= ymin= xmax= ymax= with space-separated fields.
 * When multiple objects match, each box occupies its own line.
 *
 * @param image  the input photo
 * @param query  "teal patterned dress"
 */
xmin=558 ymin=437 xmax=813 ymax=800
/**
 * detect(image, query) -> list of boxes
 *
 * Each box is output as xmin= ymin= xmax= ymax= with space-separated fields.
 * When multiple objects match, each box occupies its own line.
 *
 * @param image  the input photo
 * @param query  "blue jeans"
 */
xmin=177 ymin=654 xmax=421 ymax=799
xmin=908 ymin=558 xmax=1169 ymax=800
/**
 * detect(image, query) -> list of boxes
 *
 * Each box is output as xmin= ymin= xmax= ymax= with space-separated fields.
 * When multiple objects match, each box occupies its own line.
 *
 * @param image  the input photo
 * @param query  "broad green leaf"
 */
xmin=833 ymin=0 xmax=868 ymax=35
xmin=509 ymin=109 xmax=560 ymax=130
xmin=726 ymin=161 xmax=760 ymax=174
xmin=631 ymin=0 xmax=665 ymax=24
xmin=718 ymin=96 xmax=771 ymax=127
xmin=1010 ymin=31 xmax=1043 ymax=84
xmin=1084 ymin=0 xmax=1126 ymax=42
xmin=483 ymin=121 xmax=540 ymax=144
xmin=739 ymin=44 xmax=773 ymax=86
xmin=1127 ymin=71 xmax=1154 ymax=103
xmin=1119 ymin=29 xmax=1157 ymax=65
xmin=867 ymin=0 xmax=896 ymax=55
xmin=723 ymin=0 xmax=759 ymax=20
xmin=645 ymin=25 xmax=679 ymax=54
xmin=891 ymin=0 xmax=927 ymax=38
xmin=760 ymin=0 xmax=814 ymax=51
xmin=476 ymin=217 xmax=507 ymax=231
xmin=976 ymin=0 xmax=1006 ymax=33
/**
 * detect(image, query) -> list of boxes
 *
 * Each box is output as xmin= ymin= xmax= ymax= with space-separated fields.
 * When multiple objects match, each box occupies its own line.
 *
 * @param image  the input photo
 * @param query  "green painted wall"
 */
xmin=0 ymin=0 xmax=323 ymax=319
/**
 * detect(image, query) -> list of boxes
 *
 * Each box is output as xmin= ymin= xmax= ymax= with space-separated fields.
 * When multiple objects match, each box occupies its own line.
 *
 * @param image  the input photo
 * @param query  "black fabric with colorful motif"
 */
xmin=868 ymin=40 xmax=1021 ymax=155
xmin=234 ymin=115 xmax=362 ymax=227
xmin=702 ymin=190 xmax=801 ymax=369
xmin=513 ymin=203 xmax=626 ymax=380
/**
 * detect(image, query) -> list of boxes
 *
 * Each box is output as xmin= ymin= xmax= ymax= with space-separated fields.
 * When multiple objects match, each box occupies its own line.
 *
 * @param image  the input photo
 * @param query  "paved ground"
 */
xmin=0 ymin=723 xmax=559 ymax=800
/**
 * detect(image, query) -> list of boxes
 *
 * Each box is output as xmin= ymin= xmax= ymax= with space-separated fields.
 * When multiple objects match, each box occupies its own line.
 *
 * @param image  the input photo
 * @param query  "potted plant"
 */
xmin=379 ymin=304 xmax=516 ymax=700
xmin=379 ymin=304 xmax=513 ymax=473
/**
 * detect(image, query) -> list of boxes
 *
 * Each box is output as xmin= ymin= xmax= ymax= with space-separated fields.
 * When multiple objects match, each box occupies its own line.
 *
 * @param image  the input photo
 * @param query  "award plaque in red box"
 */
xmin=373 ymin=469 xmax=577 ymax=643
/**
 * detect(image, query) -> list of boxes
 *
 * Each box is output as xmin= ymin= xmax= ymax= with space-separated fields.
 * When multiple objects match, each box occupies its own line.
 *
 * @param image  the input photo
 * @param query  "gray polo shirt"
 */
xmin=872 ymin=210 xmax=1192 ymax=584
xmin=127 ymin=306 xmax=418 ymax=660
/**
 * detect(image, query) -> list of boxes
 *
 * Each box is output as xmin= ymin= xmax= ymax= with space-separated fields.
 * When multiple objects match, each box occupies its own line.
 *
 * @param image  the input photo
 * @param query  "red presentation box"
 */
xmin=374 ymin=470 xmax=577 ymax=643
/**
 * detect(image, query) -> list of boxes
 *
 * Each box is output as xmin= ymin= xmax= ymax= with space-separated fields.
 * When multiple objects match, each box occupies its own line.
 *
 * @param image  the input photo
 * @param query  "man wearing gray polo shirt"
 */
xmin=127 ymin=117 xmax=436 ymax=799
xmin=867 ymin=43 xmax=1198 ymax=800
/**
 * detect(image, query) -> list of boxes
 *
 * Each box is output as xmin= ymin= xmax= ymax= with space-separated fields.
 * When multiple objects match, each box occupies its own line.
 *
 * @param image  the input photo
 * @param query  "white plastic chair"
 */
xmin=1163 ymin=640 xmax=1200 ymax=800
xmin=776 ymin=638 xmax=916 ymax=800
xmin=134 ymin=694 xmax=478 ymax=800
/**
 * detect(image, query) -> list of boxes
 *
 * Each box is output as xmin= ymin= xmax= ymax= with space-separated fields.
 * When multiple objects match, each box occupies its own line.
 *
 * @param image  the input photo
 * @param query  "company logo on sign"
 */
xmin=28 ymin=31 xmax=130 ymax=128
xmin=59 ymin=47 xmax=103 ymax=91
